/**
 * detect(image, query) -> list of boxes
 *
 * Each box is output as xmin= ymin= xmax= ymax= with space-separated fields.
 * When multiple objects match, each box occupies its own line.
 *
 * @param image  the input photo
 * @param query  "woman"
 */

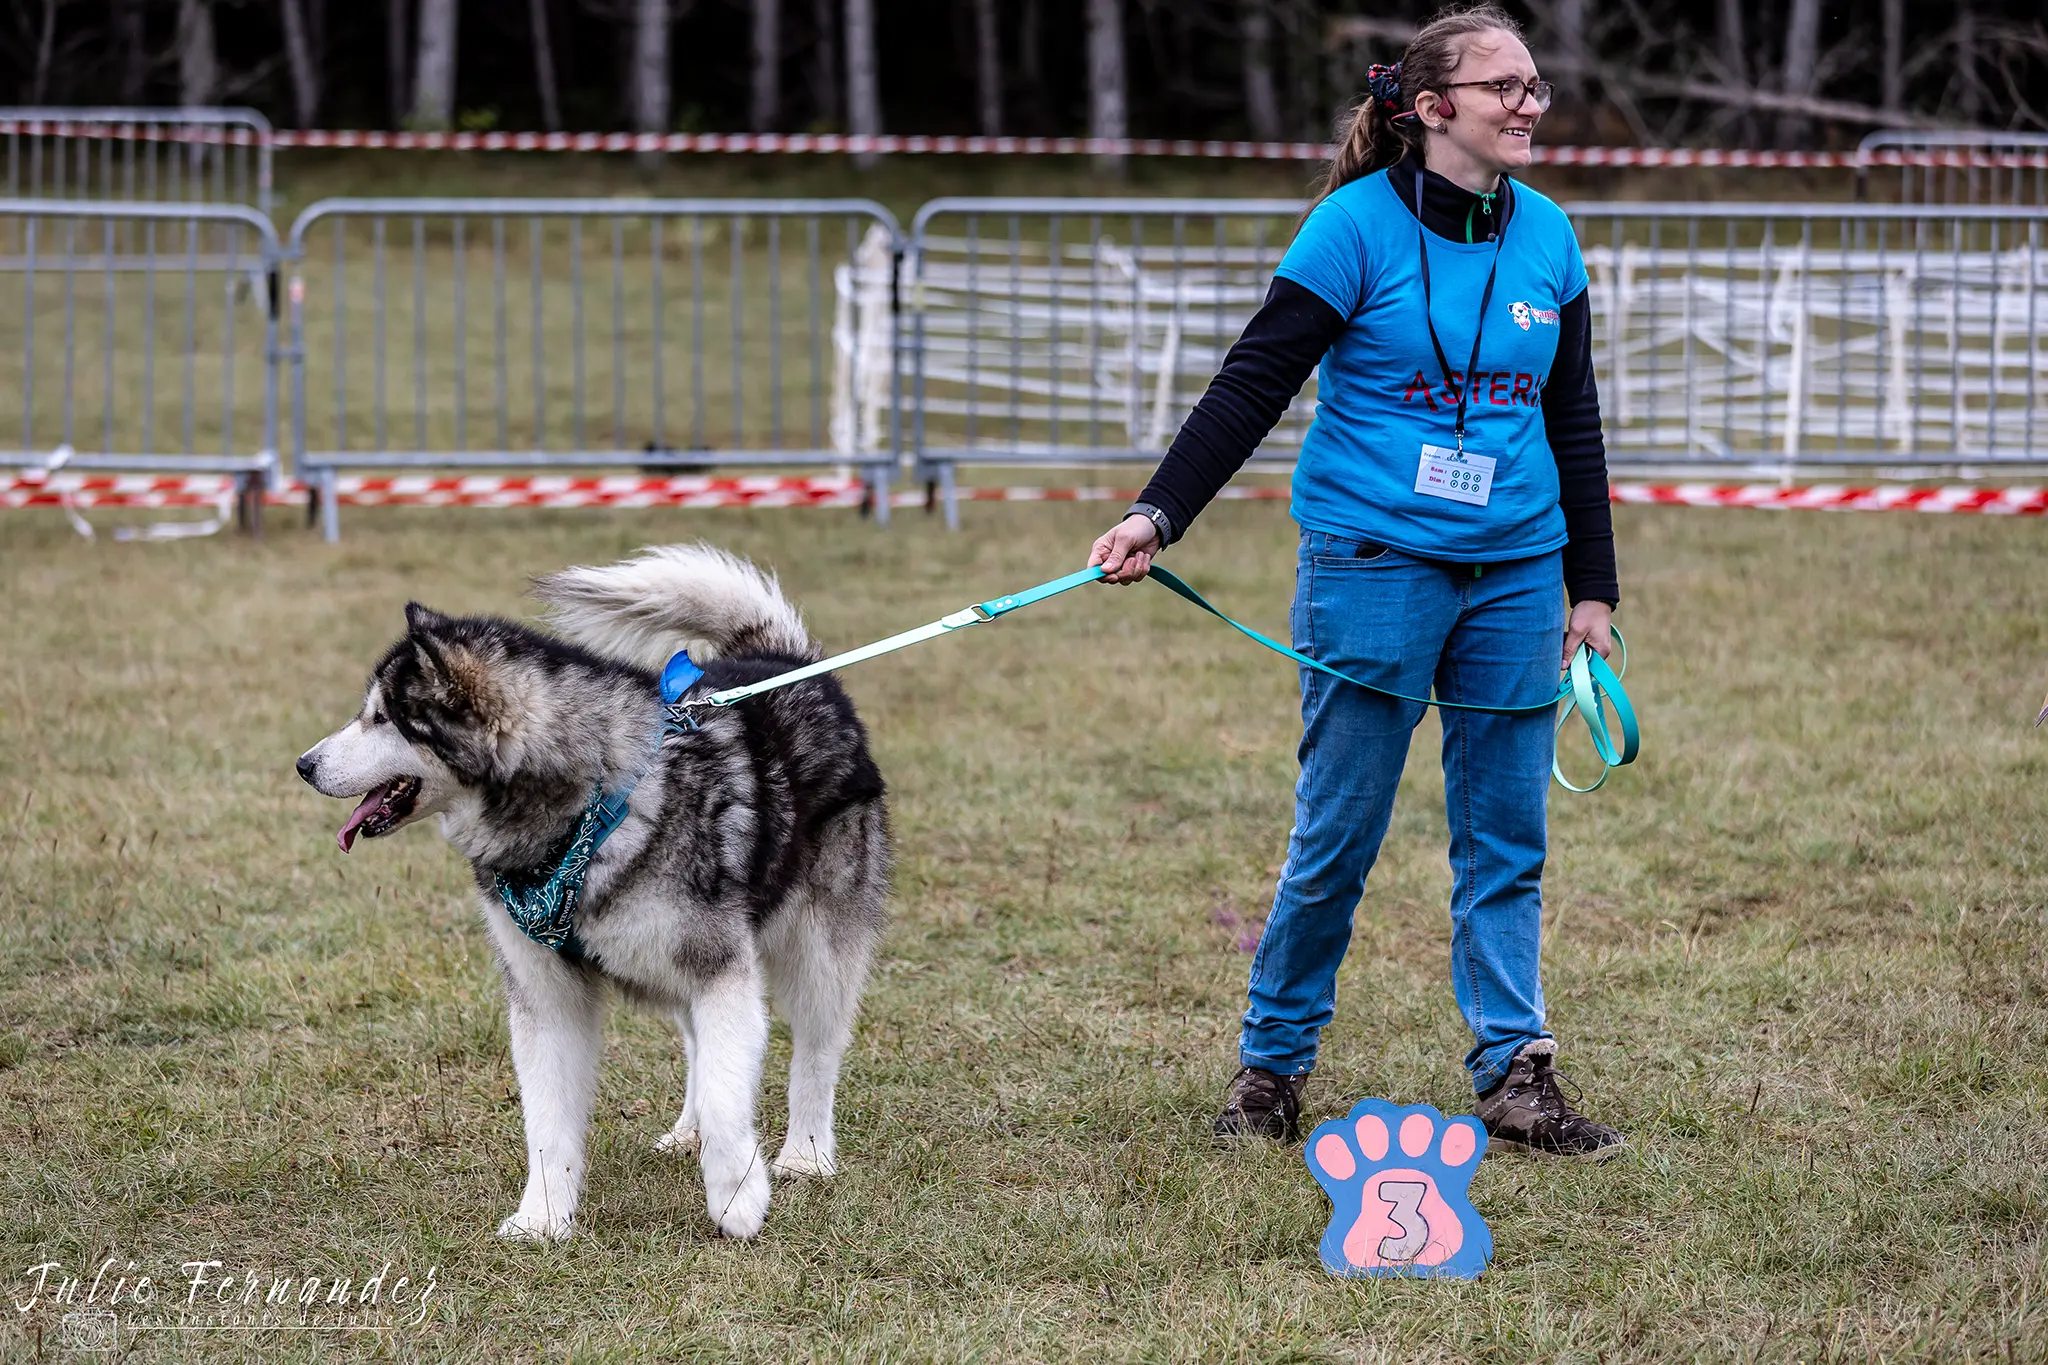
xmin=1088 ymin=3 xmax=1623 ymax=1158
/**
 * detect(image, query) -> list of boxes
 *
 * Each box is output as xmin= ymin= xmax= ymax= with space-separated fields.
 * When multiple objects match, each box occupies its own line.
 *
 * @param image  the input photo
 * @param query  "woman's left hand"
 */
xmin=1561 ymin=600 xmax=1614 ymax=669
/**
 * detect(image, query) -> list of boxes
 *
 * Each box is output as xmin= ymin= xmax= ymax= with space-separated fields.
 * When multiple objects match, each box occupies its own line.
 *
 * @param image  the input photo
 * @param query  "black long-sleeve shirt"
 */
xmin=1134 ymin=149 xmax=1619 ymax=606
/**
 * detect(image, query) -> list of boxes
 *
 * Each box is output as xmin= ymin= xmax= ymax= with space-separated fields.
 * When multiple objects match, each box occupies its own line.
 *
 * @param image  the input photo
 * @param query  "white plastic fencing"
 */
xmin=873 ymin=198 xmax=2048 ymax=524
xmin=1572 ymin=204 xmax=2046 ymax=466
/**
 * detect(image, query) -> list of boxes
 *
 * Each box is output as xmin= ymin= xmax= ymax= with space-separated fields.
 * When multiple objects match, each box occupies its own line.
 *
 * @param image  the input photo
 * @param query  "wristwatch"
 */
xmin=1128 ymin=501 xmax=1176 ymax=549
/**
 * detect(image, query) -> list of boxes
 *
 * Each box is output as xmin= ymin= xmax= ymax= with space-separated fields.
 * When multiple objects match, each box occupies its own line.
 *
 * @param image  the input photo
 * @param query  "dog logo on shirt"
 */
xmin=1509 ymin=301 xmax=1559 ymax=331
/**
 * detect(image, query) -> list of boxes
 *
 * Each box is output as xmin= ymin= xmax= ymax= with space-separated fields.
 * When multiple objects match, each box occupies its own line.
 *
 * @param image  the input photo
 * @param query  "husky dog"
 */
xmin=295 ymin=545 xmax=889 ymax=1240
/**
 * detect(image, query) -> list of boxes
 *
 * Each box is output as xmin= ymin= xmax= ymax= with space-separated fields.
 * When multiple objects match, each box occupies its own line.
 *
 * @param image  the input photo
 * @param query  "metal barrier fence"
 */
xmin=1570 ymin=202 xmax=2046 ymax=469
xmin=904 ymin=197 xmax=2048 ymax=520
xmin=1856 ymin=131 xmax=2048 ymax=207
xmin=285 ymin=198 xmax=902 ymax=539
xmin=5 ymin=192 xmax=2045 ymax=540
xmin=0 ymin=198 xmax=280 ymax=529
xmin=0 ymin=108 xmax=274 ymax=221
xmin=906 ymin=197 xmax=1309 ymax=529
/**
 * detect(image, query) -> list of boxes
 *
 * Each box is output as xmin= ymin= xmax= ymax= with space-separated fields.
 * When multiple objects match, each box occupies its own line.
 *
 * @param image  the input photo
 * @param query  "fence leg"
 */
xmin=235 ymin=471 xmax=264 ymax=539
xmin=941 ymin=461 xmax=960 ymax=532
xmin=319 ymin=468 xmax=341 ymax=543
xmin=870 ymin=461 xmax=892 ymax=528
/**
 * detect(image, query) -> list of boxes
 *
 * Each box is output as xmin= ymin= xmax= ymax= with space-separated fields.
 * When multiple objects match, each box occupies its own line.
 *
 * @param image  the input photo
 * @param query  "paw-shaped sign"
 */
xmin=1305 ymin=1098 xmax=1492 ymax=1279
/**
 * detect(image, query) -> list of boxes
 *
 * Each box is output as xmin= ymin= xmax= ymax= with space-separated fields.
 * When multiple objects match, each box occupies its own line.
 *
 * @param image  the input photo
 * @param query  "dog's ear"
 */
xmin=405 ymin=601 xmax=452 ymax=638
xmin=402 ymin=604 xmax=499 ymax=720
xmin=405 ymin=603 xmax=456 ymax=686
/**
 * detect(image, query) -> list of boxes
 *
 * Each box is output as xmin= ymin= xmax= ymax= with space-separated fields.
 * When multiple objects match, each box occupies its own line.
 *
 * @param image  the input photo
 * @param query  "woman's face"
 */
xmin=1415 ymin=30 xmax=1544 ymax=177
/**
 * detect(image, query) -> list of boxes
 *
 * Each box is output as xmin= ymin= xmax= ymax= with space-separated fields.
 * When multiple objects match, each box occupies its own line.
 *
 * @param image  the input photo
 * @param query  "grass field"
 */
xmin=2 ymin=499 xmax=2046 ymax=1362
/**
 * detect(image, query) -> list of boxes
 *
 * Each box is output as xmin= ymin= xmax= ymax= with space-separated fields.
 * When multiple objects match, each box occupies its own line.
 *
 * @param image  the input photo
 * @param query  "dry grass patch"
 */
xmin=1 ymin=499 xmax=2044 ymax=1362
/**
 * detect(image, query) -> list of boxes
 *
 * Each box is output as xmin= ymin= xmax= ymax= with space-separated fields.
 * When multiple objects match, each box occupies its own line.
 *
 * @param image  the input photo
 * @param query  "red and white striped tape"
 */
xmin=0 ymin=471 xmax=867 ymax=510
xmin=937 ymin=484 xmax=1288 ymax=505
xmin=325 ymin=473 xmax=866 ymax=509
xmin=9 ymin=472 xmax=2048 ymax=515
xmin=2 ymin=119 xmax=2045 ymax=171
xmin=1609 ymin=482 xmax=2048 ymax=514
xmin=920 ymin=482 xmax=2048 ymax=513
xmin=1 ymin=472 xmax=238 ymax=510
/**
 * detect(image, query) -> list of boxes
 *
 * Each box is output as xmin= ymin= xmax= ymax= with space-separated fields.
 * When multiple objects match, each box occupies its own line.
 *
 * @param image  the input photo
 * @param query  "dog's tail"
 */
xmin=533 ymin=543 xmax=816 ymax=667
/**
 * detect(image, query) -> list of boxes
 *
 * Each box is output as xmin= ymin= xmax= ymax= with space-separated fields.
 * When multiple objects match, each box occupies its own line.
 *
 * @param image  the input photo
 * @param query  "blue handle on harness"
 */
xmin=660 ymin=650 xmax=706 ymax=703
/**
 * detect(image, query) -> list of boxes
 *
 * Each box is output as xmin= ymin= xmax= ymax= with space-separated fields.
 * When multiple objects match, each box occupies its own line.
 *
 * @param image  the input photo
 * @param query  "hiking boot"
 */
xmin=1213 ymin=1066 xmax=1307 ymax=1142
xmin=1473 ymin=1040 xmax=1625 ymax=1160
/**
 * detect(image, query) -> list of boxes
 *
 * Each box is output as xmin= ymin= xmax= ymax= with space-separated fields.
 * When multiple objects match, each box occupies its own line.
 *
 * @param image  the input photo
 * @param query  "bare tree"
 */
xmin=410 ymin=0 xmax=458 ymax=128
xmin=530 ymin=0 xmax=562 ymax=130
xmin=1714 ymin=0 xmax=1745 ymax=88
xmin=810 ymin=0 xmax=840 ymax=128
xmin=631 ymin=0 xmax=672 ymax=140
xmin=1018 ymin=0 xmax=1043 ymax=129
xmin=24 ymin=0 xmax=57 ymax=103
xmin=845 ymin=0 xmax=881 ymax=166
xmin=280 ymin=0 xmax=323 ymax=126
xmin=752 ymin=0 xmax=782 ymax=131
xmin=1241 ymin=0 xmax=1281 ymax=141
xmin=1287 ymin=0 xmax=1320 ymax=138
xmin=115 ymin=0 xmax=148 ymax=103
xmin=973 ymin=0 xmax=1002 ymax=136
xmin=1086 ymin=0 xmax=1125 ymax=172
xmin=1777 ymin=0 xmax=1821 ymax=144
xmin=1552 ymin=0 xmax=1588 ymax=98
xmin=1713 ymin=0 xmax=1755 ymax=143
xmin=177 ymin=0 xmax=217 ymax=105
xmin=1954 ymin=3 xmax=1981 ymax=121
xmin=1880 ymin=0 xmax=1903 ymax=113
xmin=387 ymin=0 xmax=411 ymax=126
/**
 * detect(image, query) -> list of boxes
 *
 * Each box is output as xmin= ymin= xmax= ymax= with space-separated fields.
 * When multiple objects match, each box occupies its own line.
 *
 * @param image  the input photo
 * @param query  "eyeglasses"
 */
xmin=1440 ymin=77 xmax=1554 ymax=113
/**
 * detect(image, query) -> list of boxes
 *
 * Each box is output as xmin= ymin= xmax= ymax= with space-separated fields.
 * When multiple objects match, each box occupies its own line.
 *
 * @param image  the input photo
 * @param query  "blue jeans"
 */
xmin=1240 ymin=530 xmax=1566 ymax=1095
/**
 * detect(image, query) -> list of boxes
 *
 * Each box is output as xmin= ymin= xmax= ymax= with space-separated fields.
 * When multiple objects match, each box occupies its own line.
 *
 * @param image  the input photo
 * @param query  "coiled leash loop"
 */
xmin=1143 ymin=566 xmax=1637 ymax=792
xmin=684 ymin=564 xmax=1640 ymax=792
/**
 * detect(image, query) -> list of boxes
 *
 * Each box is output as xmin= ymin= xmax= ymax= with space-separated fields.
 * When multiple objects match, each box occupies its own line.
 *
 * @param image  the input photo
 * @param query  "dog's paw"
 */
xmin=1305 ymin=1100 xmax=1492 ymax=1279
xmin=495 ymin=1209 xmax=574 ymax=1242
xmin=708 ymin=1162 xmax=772 ymax=1239
xmin=654 ymin=1120 xmax=701 ymax=1157
xmin=770 ymin=1141 xmax=837 ymax=1180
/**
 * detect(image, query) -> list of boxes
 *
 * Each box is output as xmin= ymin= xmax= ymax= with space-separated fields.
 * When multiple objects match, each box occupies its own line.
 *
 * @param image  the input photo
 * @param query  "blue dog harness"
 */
xmin=493 ymin=652 xmax=705 ymax=956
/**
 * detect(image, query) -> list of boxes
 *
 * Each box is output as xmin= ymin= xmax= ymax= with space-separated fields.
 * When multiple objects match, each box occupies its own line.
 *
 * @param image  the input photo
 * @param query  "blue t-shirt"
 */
xmin=1276 ymin=170 xmax=1589 ymax=561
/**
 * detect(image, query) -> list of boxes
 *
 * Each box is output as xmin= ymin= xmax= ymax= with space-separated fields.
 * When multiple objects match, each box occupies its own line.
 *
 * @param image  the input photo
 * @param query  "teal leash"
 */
xmin=698 ymin=566 xmax=1104 ymax=707
xmin=1144 ymin=566 xmax=1637 ymax=792
xmin=692 ymin=564 xmax=1640 ymax=793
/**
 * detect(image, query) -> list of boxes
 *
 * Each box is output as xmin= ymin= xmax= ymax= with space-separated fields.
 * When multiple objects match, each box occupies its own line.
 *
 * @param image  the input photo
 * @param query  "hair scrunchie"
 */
xmin=1365 ymin=62 xmax=1402 ymax=105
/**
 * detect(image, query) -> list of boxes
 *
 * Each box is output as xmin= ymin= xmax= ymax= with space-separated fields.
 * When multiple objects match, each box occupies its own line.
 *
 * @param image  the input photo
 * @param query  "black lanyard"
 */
xmin=1414 ymin=169 xmax=1507 ymax=455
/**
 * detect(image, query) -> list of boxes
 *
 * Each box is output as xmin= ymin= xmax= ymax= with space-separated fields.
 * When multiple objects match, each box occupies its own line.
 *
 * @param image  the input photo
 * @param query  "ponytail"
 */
xmin=1304 ymin=78 xmax=1409 ymax=218
xmin=1305 ymin=3 xmax=1528 ymax=218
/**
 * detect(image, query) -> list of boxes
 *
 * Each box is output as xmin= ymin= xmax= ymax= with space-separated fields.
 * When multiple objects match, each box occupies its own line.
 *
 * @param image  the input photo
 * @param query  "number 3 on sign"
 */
xmin=1303 ymin=1098 xmax=1494 ymax=1279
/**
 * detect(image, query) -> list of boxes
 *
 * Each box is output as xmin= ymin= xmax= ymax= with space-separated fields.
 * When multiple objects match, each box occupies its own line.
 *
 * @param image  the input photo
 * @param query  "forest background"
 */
xmin=4 ymin=0 xmax=2047 ymax=159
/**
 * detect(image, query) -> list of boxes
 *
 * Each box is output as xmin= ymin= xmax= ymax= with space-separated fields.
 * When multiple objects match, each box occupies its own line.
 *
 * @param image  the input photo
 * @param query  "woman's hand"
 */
xmin=1561 ymin=600 xmax=1614 ymax=669
xmin=1088 ymin=513 xmax=1163 ymax=585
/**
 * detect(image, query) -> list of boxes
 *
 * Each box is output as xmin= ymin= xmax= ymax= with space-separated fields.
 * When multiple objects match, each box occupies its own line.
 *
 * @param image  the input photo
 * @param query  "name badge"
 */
xmin=1414 ymin=444 xmax=1495 ymax=507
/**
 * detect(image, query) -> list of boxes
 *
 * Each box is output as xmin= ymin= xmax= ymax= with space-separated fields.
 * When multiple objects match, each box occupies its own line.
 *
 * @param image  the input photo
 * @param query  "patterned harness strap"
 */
xmin=494 ymin=651 xmax=709 ymax=956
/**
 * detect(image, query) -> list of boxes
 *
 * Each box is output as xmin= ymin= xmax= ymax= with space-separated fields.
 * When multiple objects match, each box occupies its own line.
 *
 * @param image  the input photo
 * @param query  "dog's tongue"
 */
xmin=337 ymin=784 xmax=390 ymax=853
